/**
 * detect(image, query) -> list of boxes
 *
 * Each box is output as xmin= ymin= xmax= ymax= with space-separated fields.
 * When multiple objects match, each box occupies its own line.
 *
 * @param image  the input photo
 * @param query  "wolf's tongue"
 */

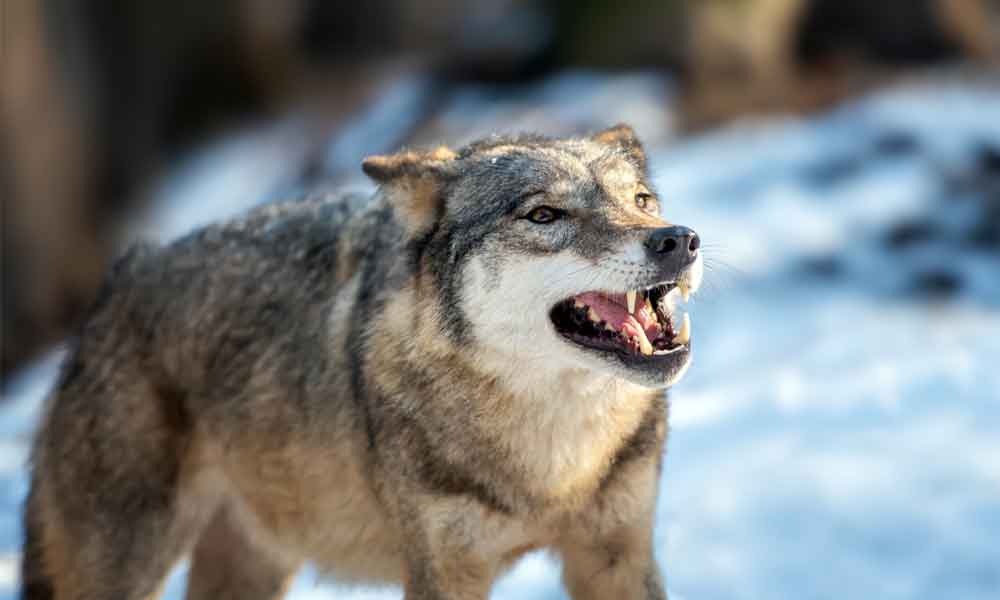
xmin=576 ymin=292 xmax=659 ymax=344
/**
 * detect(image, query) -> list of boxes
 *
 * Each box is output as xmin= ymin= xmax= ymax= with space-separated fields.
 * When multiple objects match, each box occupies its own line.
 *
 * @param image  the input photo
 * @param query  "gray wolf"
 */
xmin=21 ymin=124 xmax=703 ymax=599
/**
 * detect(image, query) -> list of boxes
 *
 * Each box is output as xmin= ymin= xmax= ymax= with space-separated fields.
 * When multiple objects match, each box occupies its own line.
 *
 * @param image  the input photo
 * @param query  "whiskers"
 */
xmin=540 ymin=248 xmax=742 ymax=304
xmin=694 ymin=245 xmax=745 ymax=302
xmin=546 ymin=258 xmax=637 ymax=291
xmin=547 ymin=261 xmax=602 ymax=288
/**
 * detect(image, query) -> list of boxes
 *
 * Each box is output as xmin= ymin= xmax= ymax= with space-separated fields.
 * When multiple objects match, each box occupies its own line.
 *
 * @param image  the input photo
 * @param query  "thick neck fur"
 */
xmin=368 ymin=278 xmax=658 ymax=512
xmin=464 ymin=345 xmax=656 ymax=501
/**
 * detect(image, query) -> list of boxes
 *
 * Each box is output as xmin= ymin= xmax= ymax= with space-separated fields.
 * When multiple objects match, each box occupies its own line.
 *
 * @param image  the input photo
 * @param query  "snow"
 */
xmin=2 ymin=73 xmax=999 ymax=599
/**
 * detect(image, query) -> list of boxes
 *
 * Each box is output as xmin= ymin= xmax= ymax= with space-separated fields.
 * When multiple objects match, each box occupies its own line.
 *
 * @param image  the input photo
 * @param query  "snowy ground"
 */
xmin=2 ymin=72 xmax=999 ymax=599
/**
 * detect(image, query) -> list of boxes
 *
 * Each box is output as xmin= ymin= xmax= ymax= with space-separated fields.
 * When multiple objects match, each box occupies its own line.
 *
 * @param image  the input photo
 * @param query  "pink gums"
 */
xmin=575 ymin=292 xmax=662 ymax=344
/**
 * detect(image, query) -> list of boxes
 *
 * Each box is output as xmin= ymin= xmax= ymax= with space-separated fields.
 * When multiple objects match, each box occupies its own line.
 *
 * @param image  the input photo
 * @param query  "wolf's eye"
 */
xmin=525 ymin=206 xmax=563 ymax=224
xmin=635 ymin=193 xmax=656 ymax=213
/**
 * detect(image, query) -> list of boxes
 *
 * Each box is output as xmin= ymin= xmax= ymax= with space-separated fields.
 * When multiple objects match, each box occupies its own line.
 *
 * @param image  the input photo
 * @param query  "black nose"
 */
xmin=645 ymin=226 xmax=700 ymax=259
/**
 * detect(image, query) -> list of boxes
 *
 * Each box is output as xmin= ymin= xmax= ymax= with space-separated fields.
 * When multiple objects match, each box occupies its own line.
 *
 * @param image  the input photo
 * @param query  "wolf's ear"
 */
xmin=592 ymin=123 xmax=646 ymax=171
xmin=362 ymin=146 xmax=457 ymax=235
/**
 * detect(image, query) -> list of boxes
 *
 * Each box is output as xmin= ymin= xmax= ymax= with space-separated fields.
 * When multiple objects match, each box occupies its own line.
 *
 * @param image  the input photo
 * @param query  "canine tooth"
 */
xmin=678 ymin=281 xmax=690 ymax=303
xmin=672 ymin=313 xmax=691 ymax=345
xmin=574 ymin=299 xmax=585 ymax=308
xmin=587 ymin=308 xmax=601 ymax=322
xmin=639 ymin=334 xmax=653 ymax=356
xmin=626 ymin=289 xmax=637 ymax=314
xmin=605 ymin=322 xmax=616 ymax=332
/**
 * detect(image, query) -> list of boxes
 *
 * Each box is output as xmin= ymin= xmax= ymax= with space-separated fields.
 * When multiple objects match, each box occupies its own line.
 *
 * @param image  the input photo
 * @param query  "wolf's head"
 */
xmin=363 ymin=125 xmax=702 ymax=389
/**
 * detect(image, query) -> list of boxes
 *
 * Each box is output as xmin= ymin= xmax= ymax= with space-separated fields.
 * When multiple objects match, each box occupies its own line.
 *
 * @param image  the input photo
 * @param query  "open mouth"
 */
xmin=550 ymin=282 xmax=691 ymax=359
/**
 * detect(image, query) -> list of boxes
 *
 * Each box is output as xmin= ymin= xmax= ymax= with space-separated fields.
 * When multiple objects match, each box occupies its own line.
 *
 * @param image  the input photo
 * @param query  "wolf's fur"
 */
xmin=22 ymin=125 xmax=702 ymax=599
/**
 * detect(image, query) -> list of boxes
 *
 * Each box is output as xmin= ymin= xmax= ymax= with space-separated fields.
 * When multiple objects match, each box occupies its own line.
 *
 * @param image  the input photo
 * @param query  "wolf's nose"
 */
xmin=645 ymin=226 xmax=699 ymax=259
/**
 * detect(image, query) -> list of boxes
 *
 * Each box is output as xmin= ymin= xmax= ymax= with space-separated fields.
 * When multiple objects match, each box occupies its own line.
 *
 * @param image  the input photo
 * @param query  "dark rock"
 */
xmin=975 ymin=144 xmax=1000 ymax=176
xmin=803 ymin=156 xmax=864 ymax=187
xmin=800 ymin=255 xmax=844 ymax=278
xmin=966 ymin=215 xmax=1000 ymax=250
xmin=911 ymin=270 xmax=963 ymax=298
xmin=885 ymin=219 xmax=938 ymax=249
xmin=873 ymin=131 xmax=920 ymax=157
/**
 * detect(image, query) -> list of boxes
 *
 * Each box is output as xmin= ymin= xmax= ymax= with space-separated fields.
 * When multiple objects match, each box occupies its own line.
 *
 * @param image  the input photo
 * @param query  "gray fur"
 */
xmin=22 ymin=126 xmax=701 ymax=599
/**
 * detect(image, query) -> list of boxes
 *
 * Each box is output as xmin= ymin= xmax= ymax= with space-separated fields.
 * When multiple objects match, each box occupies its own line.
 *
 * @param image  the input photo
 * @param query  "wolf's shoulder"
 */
xmin=224 ymin=188 xmax=375 ymax=240
xmin=242 ymin=188 xmax=373 ymax=228
xmin=161 ymin=188 xmax=376 ymax=258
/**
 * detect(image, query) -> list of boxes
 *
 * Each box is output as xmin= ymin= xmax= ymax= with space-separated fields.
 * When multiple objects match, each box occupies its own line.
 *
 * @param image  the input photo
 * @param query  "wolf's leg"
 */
xmin=23 ymin=375 xmax=214 ymax=600
xmin=395 ymin=497 xmax=497 ymax=600
xmin=185 ymin=505 xmax=299 ymax=600
xmin=557 ymin=451 xmax=667 ymax=600
xmin=559 ymin=541 xmax=667 ymax=600
xmin=22 ymin=462 xmax=207 ymax=600
xmin=402 ymin=553 xmax=494 ymax=600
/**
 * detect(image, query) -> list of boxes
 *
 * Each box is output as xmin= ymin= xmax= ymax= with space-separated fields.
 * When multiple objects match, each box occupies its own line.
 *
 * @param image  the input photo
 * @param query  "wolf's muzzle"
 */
xmin=644 ymin=226 xmax=700 ymax=275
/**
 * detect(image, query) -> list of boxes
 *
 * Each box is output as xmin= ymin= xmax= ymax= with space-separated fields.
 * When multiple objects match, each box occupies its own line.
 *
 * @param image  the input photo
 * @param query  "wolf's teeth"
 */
xmin=574 ymin=299 xmax=585 ymax=308
xmin=644 ymin=297 xmax=655 ymax=315
xmin=639 ymin=334 xmax=653 ymax=356
xmin=672 ymin=313 xmax=691 ymax=345
xmin=678 ymin=282 xmax=690 ymax=303
xmin=626 ymin=290 xmax=637 ymax=314
xmin=587 ymin=308 xmax=601 ymax=323
xmin=605 ymin=322 xmax=616 ymax=332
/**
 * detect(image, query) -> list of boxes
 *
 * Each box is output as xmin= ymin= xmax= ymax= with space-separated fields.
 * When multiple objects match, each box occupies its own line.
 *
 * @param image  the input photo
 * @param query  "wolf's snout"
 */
xmin=644 ymin=226 xmax=700 ymax=264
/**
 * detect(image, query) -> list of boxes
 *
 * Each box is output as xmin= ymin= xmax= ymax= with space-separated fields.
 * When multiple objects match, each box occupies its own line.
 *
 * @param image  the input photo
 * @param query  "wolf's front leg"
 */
xmin=403 ymin=555 xmax=494 ymax=600
xmin=397 ymin=496 xmax=500 ymax=600
xmin=559 ymin=541 xmax=666 ymax=600
xmin=558 ymin=441 xmax=667 ymax=600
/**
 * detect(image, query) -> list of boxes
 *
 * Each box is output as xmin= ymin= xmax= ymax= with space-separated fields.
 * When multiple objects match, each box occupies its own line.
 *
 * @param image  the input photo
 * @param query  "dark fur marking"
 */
xmin=409 ymin=418 xmax=514 ymax=515
xmin=417 ymin=459 xmax=513 ymax=516
xmin=347 ymin=203 xmax=397 ymax=449
xmin=155 ymin=379 xmax=191 ymax=435
xmin=302 ymin=238 xmax=338 ymax=271
xmin=425 ymin=225 xmax=472 ymax=344
xmin=387 ymin=360 xmax=515 ymax=514
xmin=406 ymin=201 xmax=445 ymax=276
xmin=599 ymin=397 xmax=665 ymax=493
xmin=403 ymin=220 xmax=444 ymax=363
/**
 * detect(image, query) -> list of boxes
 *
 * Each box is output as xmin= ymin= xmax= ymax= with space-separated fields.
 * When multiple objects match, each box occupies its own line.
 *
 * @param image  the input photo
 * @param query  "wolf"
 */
xmin=21 ymin=124 xmax=703 ymax=600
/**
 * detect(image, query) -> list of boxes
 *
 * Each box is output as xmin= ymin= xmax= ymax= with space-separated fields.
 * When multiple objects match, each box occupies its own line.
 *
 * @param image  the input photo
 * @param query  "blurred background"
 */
xmin=2 ymin=1 xmax=1000 ymax=598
